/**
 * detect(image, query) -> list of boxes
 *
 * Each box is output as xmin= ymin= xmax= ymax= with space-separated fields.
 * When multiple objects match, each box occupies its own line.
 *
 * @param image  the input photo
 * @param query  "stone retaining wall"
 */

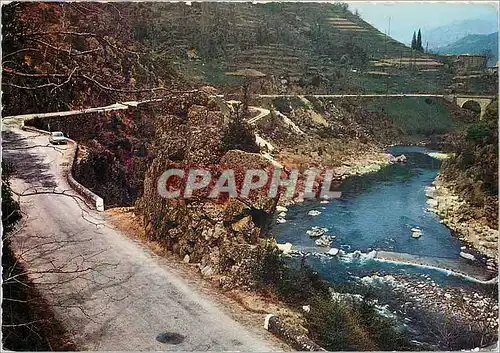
xmin=264 ymin=314 xmax=325 ymax=351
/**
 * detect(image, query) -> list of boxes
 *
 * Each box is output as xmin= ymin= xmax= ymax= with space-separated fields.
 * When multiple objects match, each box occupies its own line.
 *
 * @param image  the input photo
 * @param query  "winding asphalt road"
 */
xmin=2 ymin=127 xmax=278 ymax=351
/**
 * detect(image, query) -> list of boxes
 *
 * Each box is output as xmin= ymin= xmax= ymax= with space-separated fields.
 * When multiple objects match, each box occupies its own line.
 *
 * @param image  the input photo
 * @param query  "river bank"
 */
xmin=426 ymin=176 xmax=498 ymax=265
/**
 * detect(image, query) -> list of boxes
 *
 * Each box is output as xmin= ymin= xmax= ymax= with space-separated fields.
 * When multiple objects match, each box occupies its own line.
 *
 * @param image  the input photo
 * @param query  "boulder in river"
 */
xmin=411 ymin=227 xmax=422 ymax=238
xmin=308 ymin=210 xmax=322 ymax=216
xmin=306 ymin=226 xmax=328 ymax=237
xmin=411 ymin=232 xmax=422 ymax=239
xmin=460 ymin=252 xmax=476 ymax=261
xmin=276 ymin=205 xmax=288 ymax=213
xmin=277 ymin=242 xmax=293 ymax=255
xmin=315 ymin=235 xmax=334 ymax=247
xmin=327 ymin=248 xmax=340 ymax=256
xmin=276 ymin=217 xmax=286 ymax=224
xmin=394 ymin=154 xmax=407 ymax=163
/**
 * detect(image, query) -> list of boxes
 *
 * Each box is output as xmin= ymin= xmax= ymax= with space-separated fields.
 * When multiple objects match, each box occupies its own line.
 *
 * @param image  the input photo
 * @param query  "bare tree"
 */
xmin=1 ymin=2 xmax=183 ymax=116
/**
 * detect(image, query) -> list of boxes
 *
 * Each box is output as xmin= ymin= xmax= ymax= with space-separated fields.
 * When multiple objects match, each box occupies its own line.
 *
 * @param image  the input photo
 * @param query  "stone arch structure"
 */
xmin=455 ymin=96 xmax=494 ymax=120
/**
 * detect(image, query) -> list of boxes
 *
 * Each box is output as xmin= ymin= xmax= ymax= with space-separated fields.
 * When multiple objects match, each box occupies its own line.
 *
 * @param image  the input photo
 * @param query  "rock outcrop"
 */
xmin=135 ymin=93 xmax=280 ymax=288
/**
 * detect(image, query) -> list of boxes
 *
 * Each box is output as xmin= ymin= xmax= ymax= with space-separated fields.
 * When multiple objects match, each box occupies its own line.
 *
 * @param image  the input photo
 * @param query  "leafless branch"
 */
xmin=2 ymin=209 xmax=21 ymax=223
xmin=80 ymin=74 xmax=170 ymax=93
xmin=6 ymin=182 xmax=89 ymax=210
xmin=0 ymin=133 xmax=44 ymax=142
xmin=2 ymin=67 xmax=78 ymax=91
xmin=3 ymin=298 xmax=29 ymax=303
xmin=3 ymin=69 xmax=71 ymax=78
xmin=22 ymin=31 xmax=98 ymax=38
xmin=107 ymin=2 xmax=124 ymax=20
xmin=2 ymin=47 xmax=43 ymax=60
xmin=102 ymin=37 xmax=148 ymax=55
xmin=2 ymin=209 xmax=30 ymax=241
xmin=29 ymin=38 xmax=101 ymax=56
xmin=2 ymin=320 xmax=45 ymax=328
xmin=2 ymin=68 xmax=183 ymax=94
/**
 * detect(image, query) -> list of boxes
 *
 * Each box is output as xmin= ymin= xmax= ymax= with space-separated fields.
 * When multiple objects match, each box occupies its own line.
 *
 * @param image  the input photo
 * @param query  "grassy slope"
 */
xmin=365 ymin=97 xmax=461 ymax=136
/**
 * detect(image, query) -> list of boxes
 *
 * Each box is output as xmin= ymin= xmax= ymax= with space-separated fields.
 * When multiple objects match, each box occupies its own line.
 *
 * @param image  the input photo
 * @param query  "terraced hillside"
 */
xmin=131 ymin=2 xmax=454 ymax=94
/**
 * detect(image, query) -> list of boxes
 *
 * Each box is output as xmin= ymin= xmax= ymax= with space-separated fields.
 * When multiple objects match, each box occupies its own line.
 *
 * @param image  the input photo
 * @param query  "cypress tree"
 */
xmin=411 ymin=31 xmax=417 ymax=49
xmin=417 ymin=29 xmax=423 ymax=51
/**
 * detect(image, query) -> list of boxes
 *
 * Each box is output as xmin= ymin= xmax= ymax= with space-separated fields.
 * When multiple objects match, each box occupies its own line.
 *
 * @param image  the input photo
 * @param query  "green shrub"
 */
xmin=252 ymin=254 xmax=412 ymax=351
xmin=306 ymin=295 xmax=411 ymax=351
xmin=466 ymin=122 xmax=491 ymax=142
xmin=251 ymin=243 xmax=284 ymax=289
xmin=272 ymin=97 xmax=292 ymax=114
xmin=276 ymin=265 xmax=331 ymax=306
xmin=306 ymin=297 xmax=361 ymax=350
xmin=221 ymin=115 xmax=260 ymax=153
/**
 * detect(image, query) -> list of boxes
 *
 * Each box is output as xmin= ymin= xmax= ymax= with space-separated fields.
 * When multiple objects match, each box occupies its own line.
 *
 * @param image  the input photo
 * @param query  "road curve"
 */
xmin=247 ymin=106 xmax=271 ymax=124
xmin=2 ymin=99 xmax=162 ymax=132
xmin=2 ymin=128 xmax=278 ymax=351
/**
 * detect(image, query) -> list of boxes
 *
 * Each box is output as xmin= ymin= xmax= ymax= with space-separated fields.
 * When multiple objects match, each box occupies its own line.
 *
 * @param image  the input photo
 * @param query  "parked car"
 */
xmin=49 ymin=131 xmax=67 ymax=145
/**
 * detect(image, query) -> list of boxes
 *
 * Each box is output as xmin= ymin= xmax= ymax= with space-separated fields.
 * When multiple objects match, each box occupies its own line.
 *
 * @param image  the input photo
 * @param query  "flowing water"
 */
xmin=272 ymin=146 xmax=497 ymax=347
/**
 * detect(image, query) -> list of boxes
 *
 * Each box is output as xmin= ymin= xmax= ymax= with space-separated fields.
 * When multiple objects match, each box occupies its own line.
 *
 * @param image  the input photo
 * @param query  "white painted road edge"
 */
xmin=21 ymin=123 xmax=105 ymax=211
xmin=264 ymin=314 xmax=274 ymax=330
xmin=3 ymin=99 xmax=167 ymax=211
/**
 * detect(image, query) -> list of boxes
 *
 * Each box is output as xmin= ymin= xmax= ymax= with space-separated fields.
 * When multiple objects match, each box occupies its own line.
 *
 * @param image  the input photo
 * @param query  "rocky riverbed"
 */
xmin=361 ymin=273 xmax=499 ymax=350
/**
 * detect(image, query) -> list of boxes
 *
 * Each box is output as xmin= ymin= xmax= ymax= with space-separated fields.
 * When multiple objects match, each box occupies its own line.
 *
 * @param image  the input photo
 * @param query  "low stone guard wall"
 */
xmin=21 ymin=123 xmax=105 ymax=211
xmin=264 ymin=314 xmax=325 ymax=351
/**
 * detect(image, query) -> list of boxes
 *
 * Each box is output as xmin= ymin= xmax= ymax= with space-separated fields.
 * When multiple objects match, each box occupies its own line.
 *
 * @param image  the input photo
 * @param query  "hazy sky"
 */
xmin=350 ymin=1 xmax=499 ymax=44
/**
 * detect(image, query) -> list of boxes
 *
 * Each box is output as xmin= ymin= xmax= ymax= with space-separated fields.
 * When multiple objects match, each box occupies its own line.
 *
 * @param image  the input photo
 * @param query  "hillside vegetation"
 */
xmin=129 ymin=2 xmax=453 ymax=94
xmin=441 ymin=99 xmax=498 ymax=230
xmin=365 ymin=97 xmax=462 ymax=136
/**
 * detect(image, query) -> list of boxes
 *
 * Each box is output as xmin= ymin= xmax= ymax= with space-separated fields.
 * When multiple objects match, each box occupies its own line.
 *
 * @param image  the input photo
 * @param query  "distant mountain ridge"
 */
xmin=424 ymin=18 xmax=498 ymax=49
xmin=434 ymin=32 xmax=498 ymax=66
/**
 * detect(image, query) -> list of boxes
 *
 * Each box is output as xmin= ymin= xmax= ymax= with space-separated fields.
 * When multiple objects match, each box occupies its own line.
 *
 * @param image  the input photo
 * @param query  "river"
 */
xmin=272 ymin=146 xmax=498 ymax=349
